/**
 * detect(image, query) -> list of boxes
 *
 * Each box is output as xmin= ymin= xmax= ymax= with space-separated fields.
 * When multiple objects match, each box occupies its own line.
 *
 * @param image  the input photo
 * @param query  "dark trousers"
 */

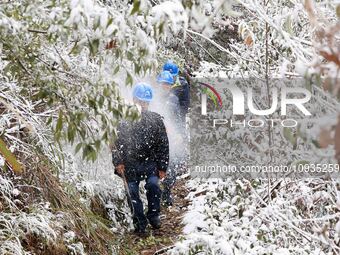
xmin=128 ymin=175 xmax=161 ymax=230
xmin=161 ymin=164 xmax=176 ymax=204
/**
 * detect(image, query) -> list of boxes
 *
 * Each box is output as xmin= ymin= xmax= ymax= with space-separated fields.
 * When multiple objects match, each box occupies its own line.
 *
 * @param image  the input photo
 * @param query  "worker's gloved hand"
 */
xmin=116 ymin=164 xmax=125 ymax=177
xmin=158 ymin=170 xmax=166 ymax=180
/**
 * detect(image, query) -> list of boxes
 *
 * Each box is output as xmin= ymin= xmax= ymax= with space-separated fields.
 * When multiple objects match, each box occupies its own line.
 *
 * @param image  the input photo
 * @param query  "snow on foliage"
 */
xmin=0 ymin=0 xmax=241 ymax=252
xmin=171 ymin=178 xmax=340 ymax=254
xmin=0 ymin=175 xmax=63 ymax=254
xmin=170 ymin=0 xmax=340 ymax=254
xmin=0 ymin=0 xmax=339 ymax=254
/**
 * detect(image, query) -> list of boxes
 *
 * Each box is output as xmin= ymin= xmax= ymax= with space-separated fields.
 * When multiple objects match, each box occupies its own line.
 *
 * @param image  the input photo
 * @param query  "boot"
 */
xmin=149 ymin=216 xmax=161 ymax=229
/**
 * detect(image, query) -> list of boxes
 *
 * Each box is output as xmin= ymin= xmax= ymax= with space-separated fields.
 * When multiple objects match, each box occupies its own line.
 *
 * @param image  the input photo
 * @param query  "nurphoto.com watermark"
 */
xmin=195 ymin=164 xmax=340 ymax=173
xmin=189 ymin=78 xmax=334 ymax=179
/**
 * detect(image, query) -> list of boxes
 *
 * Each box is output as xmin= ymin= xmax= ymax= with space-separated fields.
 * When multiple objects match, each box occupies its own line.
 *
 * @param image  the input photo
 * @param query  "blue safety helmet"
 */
xmin=133 ymin=82 xmax=153 ymax=102
xmin=163 ymin=60 xmax=179 ymax=76
xmin=156 ymin=71 xmax=174 ymax=85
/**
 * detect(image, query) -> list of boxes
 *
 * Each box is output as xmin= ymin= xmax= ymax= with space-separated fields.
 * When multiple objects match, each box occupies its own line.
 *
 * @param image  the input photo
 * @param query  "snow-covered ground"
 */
xmin=171 ymin=178 xmax=340 ymax=254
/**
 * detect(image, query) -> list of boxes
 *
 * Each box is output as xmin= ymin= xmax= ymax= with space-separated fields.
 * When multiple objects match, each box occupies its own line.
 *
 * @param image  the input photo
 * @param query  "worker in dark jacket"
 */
xmin=112 ymin=82 xmax=169 ymax=234
xmin=156 ymin=70 xmax=187 ymax=206
xmin=156 ymin=70 xmax=180 ymax=122
xmin=163 ymin=60 xmax=190 ymax=125
xmin=156 ymin=61 xmax=190 ymax=206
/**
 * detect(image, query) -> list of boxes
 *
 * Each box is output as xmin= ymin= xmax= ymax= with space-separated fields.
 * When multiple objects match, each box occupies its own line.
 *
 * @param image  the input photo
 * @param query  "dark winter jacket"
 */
xmin=112 ymin=110 xmax=169 ymax=181
xmin=172 ymin=76 xmax=190 ymax=120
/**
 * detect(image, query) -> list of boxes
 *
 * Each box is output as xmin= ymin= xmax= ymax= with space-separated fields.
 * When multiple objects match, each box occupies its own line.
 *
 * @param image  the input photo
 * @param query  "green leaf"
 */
xmin=283 ymin=127 xmax=297 ymax=147
xmin=55 ymin=131 xmax=61 ymax=141
xmin=293 ymin=160 xmax=310 ymax=166
xmin=70 ymin=42 xmax=81 ymax=55
xmin=125 ymin=71 xmax=133 ymax=86
xmin=75 ymin=142 xmax=83 ymax=154
xmin=98 ymin=96 xmax=105 ymax=108
xmin=113 ymin=65 xmax=120 ymax=75
xmin=89 ymin=39 xmax=100 ymax=56
xmin=158 ymin=22 xmax=165 ymax=35
xmin=93 ymin=16 xmax=100 ymax=30
xmin=94 ymin=140 xmax=101 ymax=150
xmin=115 ymin=48 xmax=121 ymax=58
xmin=127 ymin=51 xmax=134 ymax=61
xmin=107 ymin=17 xmax=113 ymax=27
xmin=90 ymin=150 xmax=97 ymax=162
xmin=130 ymin=0 xmax=141 ymax=15
xmin=76 ymin=112 xmax=85 ymax=121
xmin=88 ymin=98 xmax=97 ymax=110
xmin=78 ymin=127 xmax=86 ymax=140
xmin=103 ymin=87 xmax=109 ymax=97
xmin=101 ymin=115 xmax=108 ymax=126
xmin=46 ymin=116 xmax=53 ymax=126
xmin=83 ymin=144 xmax=94 ymax=160
xmin=101 ymin=130 xmax=108 ymax=141
xmin=134 ymin=63 xmax=141 ymax=74
xmin=67 ymin=124 xmax=76 ymax=143
xmin=56 ymin=110 xmax=63 ymax=133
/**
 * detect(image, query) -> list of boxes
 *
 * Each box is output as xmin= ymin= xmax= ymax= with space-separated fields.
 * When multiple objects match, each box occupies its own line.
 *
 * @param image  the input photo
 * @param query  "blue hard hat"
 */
xmin=133 ymin=82 xmax=153 ymax=102
xmin=163 ymin=60 xmax=179 ymax=76
xmin=157 ymin=71 xmax=174 ymax=85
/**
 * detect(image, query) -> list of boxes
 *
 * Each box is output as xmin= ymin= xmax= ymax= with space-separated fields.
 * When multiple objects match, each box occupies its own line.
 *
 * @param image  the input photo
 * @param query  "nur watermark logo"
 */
xmin=190 ymin=79 xmax=323 ymax=179
xmin=198 ymin=80 xmax=312 ymax=128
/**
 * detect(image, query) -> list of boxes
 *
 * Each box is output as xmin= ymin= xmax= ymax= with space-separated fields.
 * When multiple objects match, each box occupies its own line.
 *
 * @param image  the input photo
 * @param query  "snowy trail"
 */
xmin=115 ymin=176 xmax=190 ymax=255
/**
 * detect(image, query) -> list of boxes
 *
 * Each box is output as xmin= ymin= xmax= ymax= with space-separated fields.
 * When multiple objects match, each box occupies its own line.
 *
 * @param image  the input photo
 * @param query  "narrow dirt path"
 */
xmin=117 ymin=177 xmax=190 ymax=255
